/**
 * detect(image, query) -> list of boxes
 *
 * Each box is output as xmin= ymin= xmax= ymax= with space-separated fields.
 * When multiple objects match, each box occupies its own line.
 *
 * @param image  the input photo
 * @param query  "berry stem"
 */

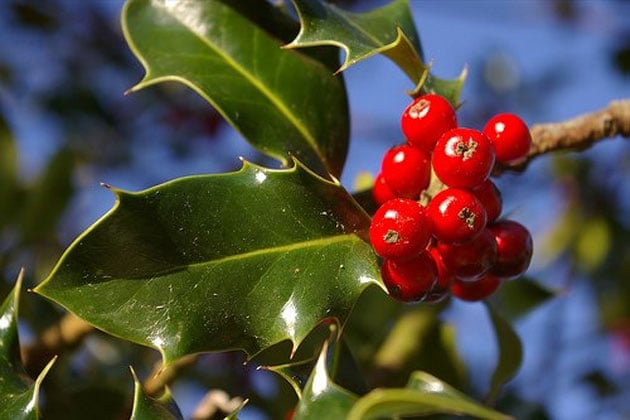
xmin=496 ymin=99 xmax=630 ymax=173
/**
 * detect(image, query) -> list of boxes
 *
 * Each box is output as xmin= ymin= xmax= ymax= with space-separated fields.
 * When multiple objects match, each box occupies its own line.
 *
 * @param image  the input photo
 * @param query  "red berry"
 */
xmin=483 ymin=113 xmax=532 ymax=164
xmin=427 ymin=188 xmax=487 ymax=245
xmin=437 ymin=229 xmax=497 ymax=280
xmin=401 ymin=94 xmax=458 ymax=153
xmin=432 ymin=128 xmax=496 ymax=189
xmin=372 ymin=173 xmax=397 ymax=206
xmin=472 ymin=179 xmax=503 ymax=222
xmin=369 ymin=198 xmax=431 ymax=260
xmin=381 ymin=252 xmax=438 ymax=302
xmin=381 ymin=144 xmax=431 ymax=199
xmin=451 ymin=274 xmax=501 ymax=302
xmin=488 ymin=220 xmax=533 ymax=278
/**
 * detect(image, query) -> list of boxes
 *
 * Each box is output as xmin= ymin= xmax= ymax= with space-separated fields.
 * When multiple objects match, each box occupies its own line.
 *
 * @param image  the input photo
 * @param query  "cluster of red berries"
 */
xmin=370 ymin=94 xmax=533 ymax=303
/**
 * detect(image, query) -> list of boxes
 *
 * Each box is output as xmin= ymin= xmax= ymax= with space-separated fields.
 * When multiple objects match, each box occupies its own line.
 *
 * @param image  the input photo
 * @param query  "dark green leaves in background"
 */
xmin=486 ymin=304 xmax=523 ymax=405
xmin=36 ymin=161 xmax=381 ymax=364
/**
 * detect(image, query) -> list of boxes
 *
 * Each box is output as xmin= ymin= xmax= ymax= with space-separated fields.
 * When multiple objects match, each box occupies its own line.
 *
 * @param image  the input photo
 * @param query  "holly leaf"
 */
xmin=129 ymin=367 xmax=183 ymax=420
xmin=347 ymin=371 xmax=511 ymax=420
xmin=0 ymin=270 xmax=56 ymax=420
xmin=485 ymin=303 xmax=523 ymax=405
xmin=294 ymin=340 xmax=358 ymax=420
xmin=35 ymin=160 xmax=381 ymax=365
xmin=286 ymin=0 xmax=466 ymax=102
xmin=122 ymin=0 xmax=349 ymax=178
xmin=264 ymin=324 xmax=367 ymax=399
xmin=294 ymin=339 xmax=510 ymax=420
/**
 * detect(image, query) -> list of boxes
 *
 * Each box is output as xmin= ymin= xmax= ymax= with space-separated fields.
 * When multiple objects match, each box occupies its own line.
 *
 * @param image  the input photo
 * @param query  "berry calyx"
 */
xmin=472 ymin=179 xmax=503 ymax=222
xmin=483 ymin=113 xmax=532 ymax=164
xmin=401 ymin=94 xmax=458 ymax=153
xmin=488 ymin=220 xmax=533 ymax=278
xmin=381 ymin=144 xmax=431 ymax=199
xmin=451 ymin=274 xmax=501 ymax=302
xmin=437 ymin=229 xmax=498 ymax=280
xmin=432 ymin=128 xmax=496 ymax=189
xmin=427 ymin=188 xmax=487 ymax=245
xmin=369 ymin=198 xmax=431 ymax=260
xmin=381 ymin=252 xmax=438 ymax=302
xmin=372 ymin=173 xmax=397 ymax=206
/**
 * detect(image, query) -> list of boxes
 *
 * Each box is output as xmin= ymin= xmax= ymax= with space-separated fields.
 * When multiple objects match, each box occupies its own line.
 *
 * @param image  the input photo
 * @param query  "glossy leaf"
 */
xmin=265 ymin=324 xmax=367 ymax=399
xmin=36 ymin=160 xmax=381 ymax=364
xmin=347 ymin=371 xmax=511 ymax=420
xmin=485 ymin=303 xmax=523 ymax=405
xmin=294 ymin=339 xmax=509 ymax=420
xmin=0 ymin=270 xmax=55 ymax=420
xmin=294 ymin=340 xmax=358 ymax=420
xmin=130 ymin=367 xmax=183 ymax=420
xmin=122 ymin=0 xmax=349 ymax=177
xmin=287 ymin=0 xmax=466 ymax=102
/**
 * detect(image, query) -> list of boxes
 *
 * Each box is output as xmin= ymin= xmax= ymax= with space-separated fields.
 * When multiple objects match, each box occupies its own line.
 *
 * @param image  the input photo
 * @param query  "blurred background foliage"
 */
xmin=0 ymin=0 xmax=629 ymax=419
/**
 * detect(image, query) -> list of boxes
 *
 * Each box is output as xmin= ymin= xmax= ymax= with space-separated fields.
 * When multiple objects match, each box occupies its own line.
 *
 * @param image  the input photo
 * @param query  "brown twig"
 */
xmin=499 ymin=99 xmax=630 ymax=172
xmin=143 ymin=354 xmax=199 ymax=396
xmin=22 ymin=312 xmax=93 ymax=377
xmin=191 ymin=390 xmax=245 ymax=420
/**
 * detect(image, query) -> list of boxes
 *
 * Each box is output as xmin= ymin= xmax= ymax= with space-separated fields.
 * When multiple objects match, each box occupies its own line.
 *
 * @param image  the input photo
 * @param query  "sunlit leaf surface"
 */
xmin=36 ymin=161 xmax=381 ymax=364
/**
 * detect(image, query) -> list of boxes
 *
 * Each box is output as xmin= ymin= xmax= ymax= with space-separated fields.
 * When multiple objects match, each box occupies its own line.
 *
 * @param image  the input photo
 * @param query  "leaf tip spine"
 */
xmin=129 ymin=365 xmax=140 ymax=384
xmin=288 ymin=338 xmax=299 ymax=360
xmin=35 ymin=355 xmax=58 ymax=389
xmin=100 ymin=181 xmax=126 ymax=197
xmin=280 ymin=41 xmax=297 ymax=50
xmin=13 ymin=267 xmax=25 ymax=299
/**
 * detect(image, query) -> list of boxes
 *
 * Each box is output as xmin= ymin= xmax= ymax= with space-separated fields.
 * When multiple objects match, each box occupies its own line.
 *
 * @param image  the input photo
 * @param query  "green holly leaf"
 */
xmin=264 ymin=324 xmax=367 ymax=399
xmin=294 ymin=340 xmax=358 ymax=420
xmin=486 ymin=303 xmax=523 ymax=405
xmin=347 ymin=371 xmax=511 ymax=420
xmin=0 ymin=270 xmax=56 ymax=420
xmin=35 ymin=160 xmax=381 ymax=365
xmin=286 ymin=0 xmax=466 ymax=103
xmin=294 ymin=338 xmax=509 ymax=420
xmin=122 ymin=0 xmax=349 ymax=178
xmin=129 ymin=367 xmax=183 ymax=420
